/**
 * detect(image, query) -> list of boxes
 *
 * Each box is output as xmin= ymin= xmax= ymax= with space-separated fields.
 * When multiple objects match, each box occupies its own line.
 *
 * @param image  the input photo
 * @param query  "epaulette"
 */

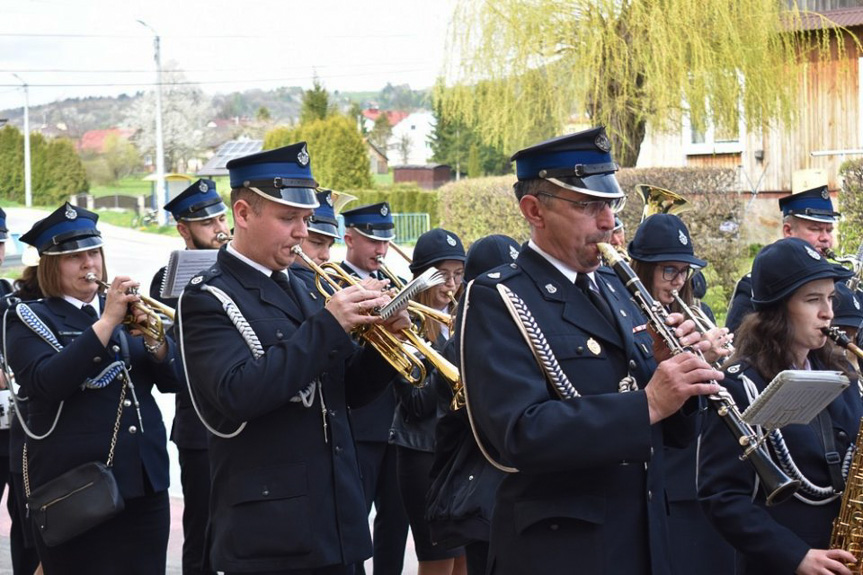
xmin=472 ymin=262 xmax=520 ymax=286
xmin=186 ymin=265 xmax=222 ymax=292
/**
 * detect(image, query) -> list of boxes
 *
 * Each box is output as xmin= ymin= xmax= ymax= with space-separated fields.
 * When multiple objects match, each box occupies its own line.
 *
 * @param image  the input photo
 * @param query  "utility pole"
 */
xmin=137 ymin=20 xmax=167 ymax=225
xmin=12 ymin=74 xmax=31 ymax=207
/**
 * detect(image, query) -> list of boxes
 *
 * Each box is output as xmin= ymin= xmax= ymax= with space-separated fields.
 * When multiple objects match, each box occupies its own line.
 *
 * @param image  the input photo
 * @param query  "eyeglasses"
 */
xmin=660 ymin=265 xmax=694 ymax=282
xmin=536 ymin=192 xmax=625 ymax=216
xmin=437 ymin=270 xmax=465 ymax=284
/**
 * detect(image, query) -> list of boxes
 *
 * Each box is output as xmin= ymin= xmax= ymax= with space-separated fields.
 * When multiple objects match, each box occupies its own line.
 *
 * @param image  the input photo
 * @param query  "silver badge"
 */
xmin=805 ymin=245 xmax=821 ymax=260
xmin=619 ymin=309 xmax=627 ymax=317
xmin=326 ymin=194 xmax=333 ymax=207
xmin=727 ymin=364 xmax=740 ymax=374
xmin=678 ymin=229 xmax=688 ymax=246
xmin=595 ymin=133 xmax=611 ymax=152
xmin=198 ymin=181 xmax=208 ymax=193
xmin=545 ymin=283 xmax=557 ymax=294
xmin=65 ymin=205 xmax=77 ymax=220
xmin=821 ymin=188 xmax=830 ymax=200
xmin=190 ymin=276 xmax=203 ymax=285
xmin=855 ymin=297 xmax=861 ymax=311
xmin=488 ymin=272 xmax=501 ymax=279
xmin=297 ymin=145 xmax=310 ymax=166
xmin=446 ymin=234 xmax=457 ymax=247
xmin=509 ymin=245 xmax=519 ymax=260
xmin=381 ymin=204 xmax=389 ymax=217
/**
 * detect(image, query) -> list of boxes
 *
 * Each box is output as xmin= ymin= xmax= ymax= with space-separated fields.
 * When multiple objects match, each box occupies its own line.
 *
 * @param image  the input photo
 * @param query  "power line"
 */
xmin=0 ymin=61 xmax=436 ymax=74
xmin=0 ymin=32 xmax=416 ymax=39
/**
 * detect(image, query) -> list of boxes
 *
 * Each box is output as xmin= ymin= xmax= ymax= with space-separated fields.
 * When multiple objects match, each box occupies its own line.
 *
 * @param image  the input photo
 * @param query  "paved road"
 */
xmin=1 ymin=208 xmax=420 ymax=574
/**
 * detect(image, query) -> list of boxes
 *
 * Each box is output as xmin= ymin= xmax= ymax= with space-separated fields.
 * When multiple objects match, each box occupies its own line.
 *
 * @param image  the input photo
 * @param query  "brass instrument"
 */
xmin=637 ymin=184 xmax=690 ymax=222
xmin=830 ymin=416 xmax=863 ymax=570
xmin=216 ymin=232 xmax=233 ymax=243
xmin=671 ymin=289 xmax=734 ymax=367
xmin=598 ymin=242 xmax=800 ymax=505
xmin=291 ymin=246 xmax=460 ymax=388
xmin=376 ymin=255 xmax=457 ymax=328
xmin=824 ymin=246 xmax=863 ymax=292
xmin=85 ymin=273 xmax=176 ymax=343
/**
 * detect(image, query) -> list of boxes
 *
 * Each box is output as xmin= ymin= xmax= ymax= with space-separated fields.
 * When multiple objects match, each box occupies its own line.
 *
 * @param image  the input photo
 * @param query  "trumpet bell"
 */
xmin=637 ymin=184 xmax=690 ymax=222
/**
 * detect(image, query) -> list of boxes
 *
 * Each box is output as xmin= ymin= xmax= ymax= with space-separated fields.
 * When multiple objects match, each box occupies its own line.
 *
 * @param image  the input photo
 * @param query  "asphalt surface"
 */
xmin=0 ymin=208 xmax=420 ymax=574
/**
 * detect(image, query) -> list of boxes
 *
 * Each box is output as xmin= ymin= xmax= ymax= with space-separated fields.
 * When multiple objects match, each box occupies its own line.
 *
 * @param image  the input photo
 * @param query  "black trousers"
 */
xmin=179 ymin=447 xmax=214 ymax=575
xmin=34 ymin=490 xmax=170 ymax=575
xmin=226 ymin=565 xmax=354 ymax=575
xmin=355 ymin=441 xmax=408 ymax=575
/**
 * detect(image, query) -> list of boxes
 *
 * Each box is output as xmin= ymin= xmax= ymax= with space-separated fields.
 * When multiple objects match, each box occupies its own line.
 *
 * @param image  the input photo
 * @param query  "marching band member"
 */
xmin=831 ymin=282 xmax=863 ymax=374
xmin=698 ymin=237 xmax=861 ymax=575
xmin=610 ymin=215 xmax=626 ymax=249
xmin=6 ymin=203 xmax=181 ymax=574
xmin=176 ymin=143 xmax=410 ymax=575
xmin=390 ymin=228 xmax=467 ymax=575
xmin=458 ymin=127 xmax=722 ymax=575
xmin=726 ymin=186 xmax=840 ymax=332
xmin=340 ymin=202 xmax=410 ymax=575
xmin=149 ymin=178 xmax=229 ymax=575
xmin=626 ymin=213 xmax=735 ymax=575
xmin=291 ymin=188 xmax=342 ymax=292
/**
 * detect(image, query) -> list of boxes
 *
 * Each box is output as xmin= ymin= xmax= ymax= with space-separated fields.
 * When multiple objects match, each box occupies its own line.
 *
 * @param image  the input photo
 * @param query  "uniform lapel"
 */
xmin=595 ymin=272 xmax=635 ymax=352
xmin=219 ymin=250 xmax=305 ymax=323
xmin=518 ymin=248 xmax=624 ymax=350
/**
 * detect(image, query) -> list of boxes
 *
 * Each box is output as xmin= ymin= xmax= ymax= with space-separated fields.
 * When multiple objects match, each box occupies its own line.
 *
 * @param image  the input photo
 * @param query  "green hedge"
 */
xmin=839 ymin=159 xmax=863 ymax=255
xmin=345 ymin=184 xmax=441 ymax=230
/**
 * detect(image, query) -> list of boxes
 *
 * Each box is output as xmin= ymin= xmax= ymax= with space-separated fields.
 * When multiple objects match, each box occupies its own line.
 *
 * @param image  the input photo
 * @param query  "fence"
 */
xmin=335 ymin=213 xmax=430 ymax=244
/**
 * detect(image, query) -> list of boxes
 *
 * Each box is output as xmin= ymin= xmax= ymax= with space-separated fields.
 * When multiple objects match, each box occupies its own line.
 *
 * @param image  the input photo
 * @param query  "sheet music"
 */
xmin=741 ymin=370 xmax=849 ymax=429
xmin=160 ymin=250 xmax=219 ymax=299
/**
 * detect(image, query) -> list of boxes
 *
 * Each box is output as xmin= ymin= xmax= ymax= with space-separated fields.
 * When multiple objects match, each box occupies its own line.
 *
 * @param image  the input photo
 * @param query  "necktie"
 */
xmin=271 ymin=271 xmax=300 ymax=308
xmin=575 ymin=273 xmax=615 ymax=327
xmin=81 ymin=304 xmax=98 ymax=319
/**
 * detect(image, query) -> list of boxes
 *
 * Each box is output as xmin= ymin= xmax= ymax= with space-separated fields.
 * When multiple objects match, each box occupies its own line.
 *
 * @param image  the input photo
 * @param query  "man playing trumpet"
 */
xmin=177 ymin=143 xmax=411 ymax=575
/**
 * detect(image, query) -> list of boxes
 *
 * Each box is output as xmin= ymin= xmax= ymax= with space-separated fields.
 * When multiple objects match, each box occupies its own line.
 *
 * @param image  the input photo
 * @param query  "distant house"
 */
xmin=361 ymin=109 xmax=410 ymax=133
xmin=78 ymin=128 xmax=135 ymax=154
xmin=388 ymin=110 xmax=435 ymax=166
xmin=393 ymin=164 xmax=451 ymax=189
xmin=367 ymin=140 xmax=389 ymax=175
xmin=198 ymin=139 xmax=264 ymax=178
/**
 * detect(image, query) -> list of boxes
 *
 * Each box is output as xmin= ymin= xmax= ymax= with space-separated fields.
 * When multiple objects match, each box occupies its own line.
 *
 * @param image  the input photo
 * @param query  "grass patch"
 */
xmin=89 ymin=175 xmax=153 ymax=198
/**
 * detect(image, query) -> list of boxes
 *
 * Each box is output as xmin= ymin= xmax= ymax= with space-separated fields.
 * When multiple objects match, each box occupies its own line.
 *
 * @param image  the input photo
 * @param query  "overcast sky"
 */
xmin=0 ymin=0 xmax=458 ymax=111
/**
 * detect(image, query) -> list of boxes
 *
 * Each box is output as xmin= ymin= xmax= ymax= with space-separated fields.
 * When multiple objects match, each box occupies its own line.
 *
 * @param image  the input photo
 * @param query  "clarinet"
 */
xmin=597 ymin=243 xmax=799 ymax=506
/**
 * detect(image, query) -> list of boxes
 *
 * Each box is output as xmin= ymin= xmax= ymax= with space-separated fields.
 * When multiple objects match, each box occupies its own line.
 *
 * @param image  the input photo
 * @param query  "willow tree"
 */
xmin=440 ymin=0 xmax=848 ymax=166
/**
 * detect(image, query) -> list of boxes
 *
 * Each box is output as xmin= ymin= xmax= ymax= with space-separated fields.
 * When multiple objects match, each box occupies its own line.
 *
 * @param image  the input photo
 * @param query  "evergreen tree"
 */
xmin=0 ymin=126 xmax=24 ymax=201
xmin=369 ymin=113 xmax=392 ymax=152
xmin=300 ymin=78 xmax=332 ymax=124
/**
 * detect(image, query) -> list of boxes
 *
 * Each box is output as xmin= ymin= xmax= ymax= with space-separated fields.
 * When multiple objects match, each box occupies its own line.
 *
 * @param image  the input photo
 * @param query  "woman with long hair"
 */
xmin=6 ymin=203 xmax=181 ymax=574
xmin=698 ymin=237 xmax=861 ymax=575
xmin=628 ymin=213 xmax=735 ymax=575
xmin=390 ymin=228 xmax=467 ymax=575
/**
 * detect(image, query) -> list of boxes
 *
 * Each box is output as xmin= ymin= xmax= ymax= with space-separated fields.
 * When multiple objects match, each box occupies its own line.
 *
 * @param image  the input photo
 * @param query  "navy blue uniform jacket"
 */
xmin=458 ymin=246 xmax=694 ymax=575
xmin=725 ymin=273 xmax=753 ymax=333
xmin=6 ymin=296 xmax=181 ymax=499
xmin=177 ymin=247 xmax=395 ymax=572
xmin=698 ymin=358 xmax=863 ymax=574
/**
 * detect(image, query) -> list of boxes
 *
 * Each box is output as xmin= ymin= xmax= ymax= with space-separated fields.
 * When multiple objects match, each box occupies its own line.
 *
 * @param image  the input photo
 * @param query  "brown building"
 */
xmin=393 ymin=164 xmax=452 ymax=189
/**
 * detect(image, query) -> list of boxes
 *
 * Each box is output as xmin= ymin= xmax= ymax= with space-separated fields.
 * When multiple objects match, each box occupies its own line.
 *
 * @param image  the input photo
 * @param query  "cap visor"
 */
xmin=249 ymin=186 xmax=319 ymax=209
xmin=546 ymin=172 xmax=623 ymax=199
xmin=41 ymin=236 xmax=104 ymax=256
xmin=181 ymin=204 xmax=228 ymax=222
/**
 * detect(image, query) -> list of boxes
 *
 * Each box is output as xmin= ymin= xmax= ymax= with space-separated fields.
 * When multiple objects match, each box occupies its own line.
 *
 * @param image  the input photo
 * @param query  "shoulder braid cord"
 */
xmin=741 ymin=373 xmax=852 ymax=505
xmin=3 ymin=303 xmax=134 ymax=441
xmin=177 ymin=284 xmax=320 ymax=440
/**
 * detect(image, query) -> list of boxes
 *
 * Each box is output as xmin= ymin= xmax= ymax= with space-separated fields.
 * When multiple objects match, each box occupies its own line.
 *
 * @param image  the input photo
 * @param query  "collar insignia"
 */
xmin=545 ymin=283 xmax=557 ymax=294
xmin=487 ymin=272 xmax=500 ymax=279
xmin=190 ymin=276 xmax=203 ymax=285
xmin=727 ymin=364 xmax=740 ymax=374
xmin=509 ymin=245 xmax=519 ymax=260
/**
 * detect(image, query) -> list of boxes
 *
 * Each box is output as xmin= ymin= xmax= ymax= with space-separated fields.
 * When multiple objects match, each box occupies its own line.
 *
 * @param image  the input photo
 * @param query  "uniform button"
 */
xmin=123 ymin=399 xmax=132 ymax=408
xmin=647 ymin=490 xmax=652 ymax=501
xmin=275 ymin=330 xmax=284 ymax=339
xmin=510 ymin=263 xmax=517 ymax=269
xmin=128 ymin=426 xmax=137 ymax=434
xmin=650 ymin=447 xmax=654 ymax=457
xmin=111 ymin=345 xmax=120 ymax=353
xmin=838 ymin=431 xmax=849 ymax=441
xmin=549 ymin=523 xmax=559 ymax=531
xmin=629 ymin=360 xmax=637 ymax=369
xmin=335 ymin=445 xmax=344 ymax=455
xmin=93 ymin=356 xmax=102 ymax=364
xmin=576 ymin=346 xmax=584 ymax=354
xmin=262 ymin=488 xmax=270 ymax=497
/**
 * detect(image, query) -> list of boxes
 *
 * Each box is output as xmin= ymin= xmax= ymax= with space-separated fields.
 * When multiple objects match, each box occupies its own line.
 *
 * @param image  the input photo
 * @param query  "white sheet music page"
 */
xmin=741 ymin=370 xmax=850 ymax=429
xmin=160 ymin=250 xmax=219 ymax=299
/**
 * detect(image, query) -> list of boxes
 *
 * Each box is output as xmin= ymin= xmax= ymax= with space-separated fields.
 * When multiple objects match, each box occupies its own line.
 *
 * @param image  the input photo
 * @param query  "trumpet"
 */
xmin=216 ymin=232 xmax=233 ymax=243
xmin=670 ymin=289 xmax=734 ymax=367
xmin=85 ymin=273 xmax=176 ymax=343
xmin=291 ymin=247 xmax=460 ymax=388
xmin=376 ymin=255 xmax=456 ymax=329
xmin=598 ymin=243 xmax=800 ymax=505
xmin=824 ymin=247 xmax=863 ymax=292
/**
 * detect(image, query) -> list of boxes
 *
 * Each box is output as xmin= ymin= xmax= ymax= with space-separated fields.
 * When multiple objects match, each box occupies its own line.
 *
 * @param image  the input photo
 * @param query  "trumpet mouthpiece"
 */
xmin=85 ymin=273 xmax=98 ymax=282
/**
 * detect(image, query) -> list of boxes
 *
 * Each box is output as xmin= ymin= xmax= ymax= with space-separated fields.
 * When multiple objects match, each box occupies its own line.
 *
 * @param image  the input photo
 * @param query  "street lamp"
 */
xmin=11 ymin=74 xmax=31 ymax=207
xmin=137 ymin=20 xmax=167 ymax=226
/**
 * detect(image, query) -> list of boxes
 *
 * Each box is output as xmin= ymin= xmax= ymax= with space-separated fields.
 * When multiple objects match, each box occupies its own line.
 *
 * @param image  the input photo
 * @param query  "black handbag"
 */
xmin=24 ymin=382 xmax=128 ymax=547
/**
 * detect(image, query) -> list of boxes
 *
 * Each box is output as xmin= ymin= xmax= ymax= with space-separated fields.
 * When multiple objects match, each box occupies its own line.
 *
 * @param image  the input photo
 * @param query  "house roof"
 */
xmin=365 ymin=138 xmax=388 ymax=160
xmin=197 ymin=138 xmax=263 ymax=177
xmin=362 ymin=109 xmax=411 ymax=127
xmin=797 ymin=7 xmax=863 ymax=30
xmin=78 ymin=128 xmax=135 ymax=153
